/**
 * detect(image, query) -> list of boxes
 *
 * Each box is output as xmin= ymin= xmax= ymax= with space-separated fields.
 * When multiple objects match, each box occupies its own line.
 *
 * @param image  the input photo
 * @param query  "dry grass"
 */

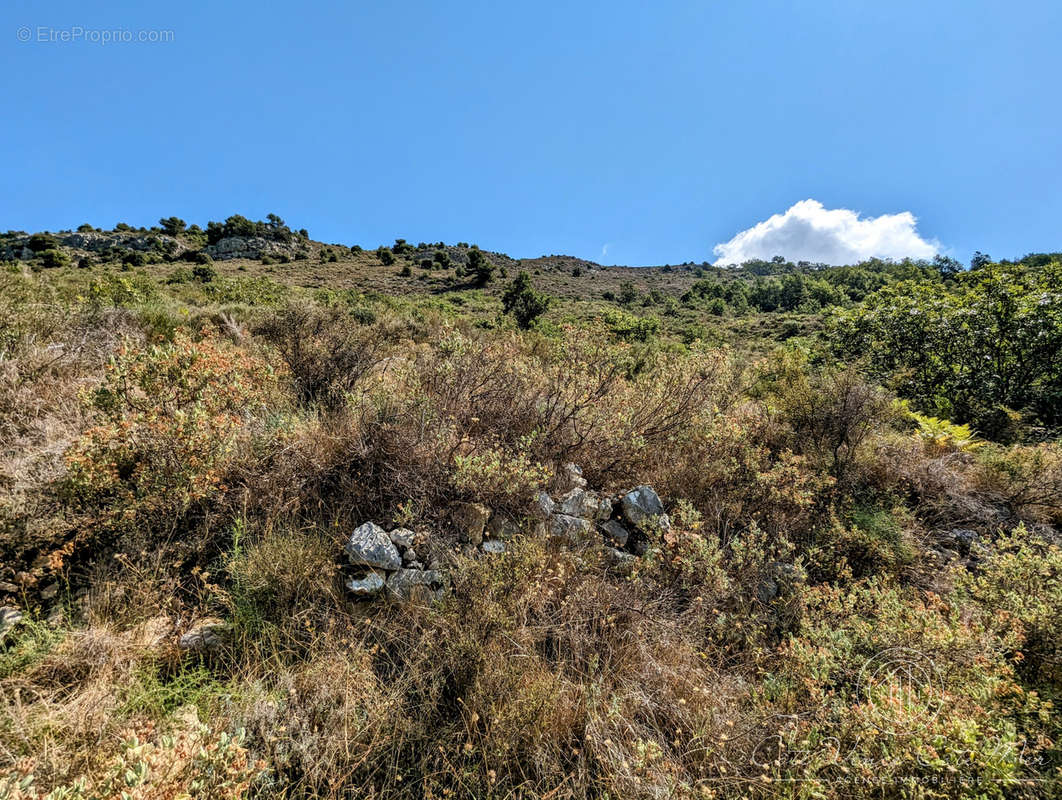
xmin=1 ymin=265 xmax=1060 ymax=799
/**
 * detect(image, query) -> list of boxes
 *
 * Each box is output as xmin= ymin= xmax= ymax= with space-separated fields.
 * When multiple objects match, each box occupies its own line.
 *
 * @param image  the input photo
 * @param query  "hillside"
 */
xmin=1 ymin=216 xmax=1061 ymax=799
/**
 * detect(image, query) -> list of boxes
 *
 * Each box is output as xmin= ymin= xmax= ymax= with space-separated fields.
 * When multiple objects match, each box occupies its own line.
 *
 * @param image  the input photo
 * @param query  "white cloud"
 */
xmin=712 ymin=199 xmax=939 ymax=266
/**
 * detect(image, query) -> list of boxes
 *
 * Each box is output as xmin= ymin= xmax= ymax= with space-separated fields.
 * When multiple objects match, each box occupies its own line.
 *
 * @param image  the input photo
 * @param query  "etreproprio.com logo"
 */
xmin=17 ymin=26 xmax=174 ymax=44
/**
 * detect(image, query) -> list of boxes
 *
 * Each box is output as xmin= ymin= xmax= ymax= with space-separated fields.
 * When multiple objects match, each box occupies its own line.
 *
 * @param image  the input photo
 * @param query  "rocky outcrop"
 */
xmin=204 ymin=236 xmax=306 ymax=261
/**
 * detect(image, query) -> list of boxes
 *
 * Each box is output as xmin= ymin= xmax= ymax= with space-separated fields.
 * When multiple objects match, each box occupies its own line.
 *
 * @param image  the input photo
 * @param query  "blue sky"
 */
xmin=2 ymin=0 xmax=1059 ymax=266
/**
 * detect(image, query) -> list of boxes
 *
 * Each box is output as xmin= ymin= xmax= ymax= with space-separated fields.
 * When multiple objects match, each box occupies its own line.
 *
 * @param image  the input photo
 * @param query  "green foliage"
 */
xmin=831 ymin=261 xmax=1062 ymax=436
xmin=501 ymin=271 xmax=551 ymax=329
xmin=600 ymin=308 xmax=659 ymax=341
xmin=37 ymin=249 xmax=69 ymax=269
xmin=26 ymin=233 xmax=59 ymax=253
xmin=206 ymin=213 xmax=294 ymax=245
xmin=376 ymin=246 xmax=395 ymax=266
xmin=467 ymin=248 xmax=495 ymax=286
xmin=88 ymin=272 xmax=160 ymax=307
xmin=192 ymin=262 xmax=217 ymax=282
xmin=158 ymin=216 xmax=187 ymax=236
xmin=203 ymin=276 xmax=289 ymax=306
xmin=617 ymin=280 xmax=639 ymax=306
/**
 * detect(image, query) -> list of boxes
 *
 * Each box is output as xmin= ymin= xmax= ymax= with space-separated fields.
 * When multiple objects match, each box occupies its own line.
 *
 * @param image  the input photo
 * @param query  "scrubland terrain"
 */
xmin=0 ymin=217 xmax=1060 ymax=799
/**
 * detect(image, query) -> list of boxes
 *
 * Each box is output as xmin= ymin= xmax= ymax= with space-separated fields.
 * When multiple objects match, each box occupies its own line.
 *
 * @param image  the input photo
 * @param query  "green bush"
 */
xmin=501 ymin=271 xmax=551 ymax=329
xmin=38 ymin=249 xmax=69 ymax=268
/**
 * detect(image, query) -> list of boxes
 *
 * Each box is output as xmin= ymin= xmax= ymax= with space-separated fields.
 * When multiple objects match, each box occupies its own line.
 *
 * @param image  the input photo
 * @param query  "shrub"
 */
xmin=64 ymin=332 xmax=276 ymax=543
xmin=376 ymin=247 xmax=395 ymax=266
xmin=618 ymin=280 xmax=639 ymax=306
xmin=159 ymin=216 xmax=187 ymax=236
xmin=192 ymin=262 xmax=218 ymax=282
xmin=600 ymin=308 xmax=659 ymax=341
xmin=26 ymin=233 xmax=59 ymax=253
xmin=501 ymin=272 xmax=550 ymax=329
xmin=254 ymin=303 xmax=388 ymax=407
xmin=37 ymin=249 xmax=69 ymax=269
xmin=122 ymin=250 xmax=149 ymax=267
xmin=467 ymin=248 xmax=495 ymax=286
xmin=831 ymin=261 xmax=1062 ymax=434
xmin=88 ymin=272 xmax=160 ymax=307
xmin=763 ymin=357 xmax=894 ymax=484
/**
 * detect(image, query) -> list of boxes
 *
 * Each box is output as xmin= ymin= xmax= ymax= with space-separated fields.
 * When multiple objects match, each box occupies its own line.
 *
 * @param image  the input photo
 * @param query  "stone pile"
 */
xmin=533 ymin=463 xmax=671 ymax=562
xmin=343 ymin=464 xmax=673 ymax=603
xmin=343 ymin=522 xmax=448 ymax=602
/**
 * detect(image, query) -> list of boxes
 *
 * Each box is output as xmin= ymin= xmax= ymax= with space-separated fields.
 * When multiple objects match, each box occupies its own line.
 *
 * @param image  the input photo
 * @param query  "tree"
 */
xmin=933 ymin=254 xmax=963 ymax=278
xmin=830 ymin=261 xmax=1062 ymax=436
xmin=27 ymin=233 xmax=59 ymax=252
xmin=970 ymin=251 xmax=993 ymax=270
xmin=502 ymin=272 xmax=551 ymax=329
xmin=159 ymin=217 xmax=187 ymax=236
xmin=467 ymin=248 xmax=495 ymax=287
xmin=39 ymin=248 xmax=70 ymax=268
xmin=618 ymin=281 xmax=639 ymax=306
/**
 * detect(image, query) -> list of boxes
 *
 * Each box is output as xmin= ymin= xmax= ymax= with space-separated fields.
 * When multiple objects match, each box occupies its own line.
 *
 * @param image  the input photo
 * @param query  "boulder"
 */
xmin=487 ymin=513 xmax=522 ymax=540
xmin=532 ymin=492 xmax=555 ymax=519
xmin=454 ymin=502 xmax=491 ymax=545
xmin=346 ymin=571 xmax=387 ymax=598
xmin=548 ymin=513 xmax=593 ymax=544
xmin=558 ymin=488 xmax=612 ymax=521
xmin=945 ymin=529 xmax=979 ymax=555
xmin=345 ymin=522 xmax=402 ymax=571
xmin=179 ymin=619 xmax=227 ymax=653
xmin=388 ymin=528 xmax=416 ymax=550
xmin=387 ymin=569 xmax=448 ymax=603
xmin=599 ymin=519 xmax=631 ymax=549
xmin=620 ymin=486 xmax=671 ymax=533
xmin=605 ymin=547 xmax=639 ymax=572
xmin=0 ymin=606 xmax=22 ymax=642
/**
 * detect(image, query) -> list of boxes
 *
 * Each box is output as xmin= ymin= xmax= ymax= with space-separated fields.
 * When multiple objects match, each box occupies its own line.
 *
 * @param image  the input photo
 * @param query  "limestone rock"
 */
xmin=345 ymin=522 xmax=402 ymax=571
xmin=558 ymin=488 xmax=612 ymax=521
xmin=388 ymin=528 xmax=416 ymax=550
xmin=548 ymin=513 xmax=593 ymax=544
xmin=346 ymin=571 xmax=387 ymax=598
xmin=387 ymin=569 xmax=448 ymax=603
xmin=558 ymin=462 xmax=587 ymax=492
xmin=179 ymin=619 xmax=227 ymax=653
xmin=532 ymin=492 xmax=555 ymax=520
xmin=0 ymin=606 xmax=22 ymax=642
xmin=620 ymin=486 xmax=664 ymax=525
xmin=481 ymin=540 xmax=506 ymax=555
xmin=599 ymin=519 xmax=631 ymax=548
xmin=487 ymin=513 xmax=522 ymax=540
